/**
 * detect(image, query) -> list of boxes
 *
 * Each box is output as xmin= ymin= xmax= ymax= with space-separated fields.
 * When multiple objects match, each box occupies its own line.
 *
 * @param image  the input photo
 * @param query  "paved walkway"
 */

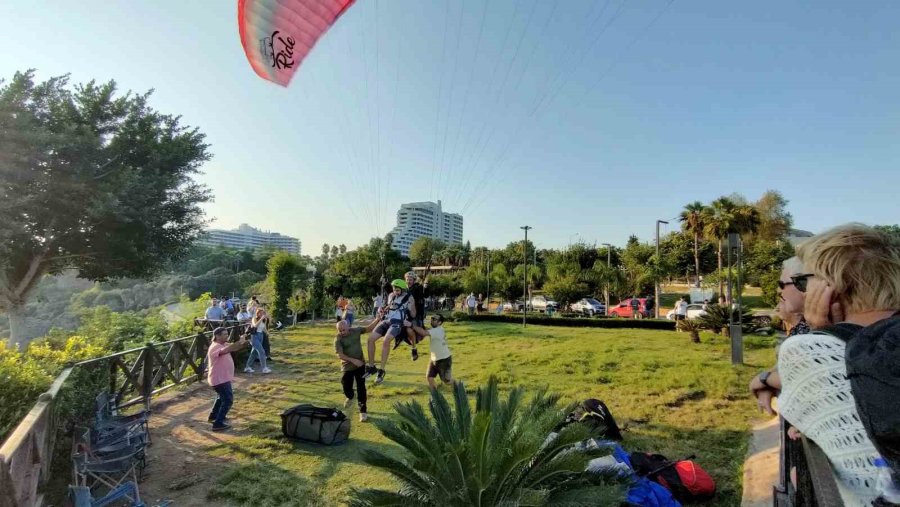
xmin=741 ymin=416 xmax=781 ymax=507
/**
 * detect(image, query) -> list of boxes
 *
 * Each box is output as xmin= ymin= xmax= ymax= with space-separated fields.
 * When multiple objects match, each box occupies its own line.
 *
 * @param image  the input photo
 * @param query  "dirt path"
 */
xmin=741 ymin=416 xmax=780 ymax=507
xmin=138 ymin=377 xmax=256 ymax=507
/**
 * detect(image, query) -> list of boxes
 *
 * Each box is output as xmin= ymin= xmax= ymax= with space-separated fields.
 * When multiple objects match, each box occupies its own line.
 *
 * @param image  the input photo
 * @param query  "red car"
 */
xmin=608 ymin=298 xmax=649 ymax=318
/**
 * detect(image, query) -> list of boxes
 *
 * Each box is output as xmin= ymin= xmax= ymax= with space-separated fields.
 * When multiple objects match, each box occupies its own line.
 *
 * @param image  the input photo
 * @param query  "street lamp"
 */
xmin=602 ymin=243 xmax=612 ymax=313
xmin=521 ymin=226 xmax=532 ymax=327
xmin=655 ymin=220 xmax=669 ymax=319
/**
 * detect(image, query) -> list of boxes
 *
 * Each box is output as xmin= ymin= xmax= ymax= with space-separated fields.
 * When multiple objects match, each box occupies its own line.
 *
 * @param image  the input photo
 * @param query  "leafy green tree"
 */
xmin=409 ymin=237 xmax=445 ymax=267
xmin=875 ymin=224 xmax=900 ymax=242
xmin=267 ymin=252 xmax=303 ymax=323
xmin=350 ymin=377 xmax=624 ymax=506
xmin=753 ymin=190 xmax=793 ymax=242
xmin=543 ymin=274 xmax=588 ymax=308
xmin=679 ymin=201 xmax=709 ymax=287
xmin=0 ymin=71 xmax=210 ymax=349
xmin=703 ymin=197 xmax=761 ymax=301
xmin=461 ymin=266 xmax=489 ymax=296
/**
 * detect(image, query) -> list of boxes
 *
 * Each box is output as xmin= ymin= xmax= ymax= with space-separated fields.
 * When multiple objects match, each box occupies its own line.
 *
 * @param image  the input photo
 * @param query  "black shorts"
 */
xmin=675 ymin=314 xmax=686 ymax=321
xmin=427 ymin=356 xmax=452 ymax=382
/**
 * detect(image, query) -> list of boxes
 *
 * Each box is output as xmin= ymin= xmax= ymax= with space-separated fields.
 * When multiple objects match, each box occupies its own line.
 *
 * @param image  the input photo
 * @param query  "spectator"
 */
xmin=466 ymin=293 xmax=477 ymax=315
xmin=344 ymin=298 xmax=356 ymax=326
xmin=244 ymin=308 xmax=271 ymax=374
xmin=630 ymin=297 xmax=641 ymax=319
xmin=674 ymin=297 xmax=688 ymax=321
xmin=777 ymin=224 xmax=900 ymax=505
xmin=247 ymin=296 xmax=259 ymax=315
xmin=335 ymin=318 xmax=382 ymax=423
xmin=645 ymin=295 xmax=655 ymax=318
xmin=477 ymin=293 xmax=484 ymax=313
xmin=205 ymin=299 xmax=225 ymax=322
xmin=206 ymin=327 xmax=248 ymax=431
xmin=236 ymin=304 xmax=251 ymax=323
xmin=224 ymin=297 xmax=234 ymax=314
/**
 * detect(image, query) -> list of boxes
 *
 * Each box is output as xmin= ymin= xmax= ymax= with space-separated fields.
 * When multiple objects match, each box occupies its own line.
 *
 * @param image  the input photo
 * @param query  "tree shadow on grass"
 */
xmin=209 ymin=461 xmax=324 ymax=506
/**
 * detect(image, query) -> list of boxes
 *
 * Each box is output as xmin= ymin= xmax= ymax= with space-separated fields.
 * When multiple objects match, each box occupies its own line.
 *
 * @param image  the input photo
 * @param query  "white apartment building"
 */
xmin=197 ymin=223 xmax=301 ymax=255
xmin=389 ymin=200 xmax=464 ymax=257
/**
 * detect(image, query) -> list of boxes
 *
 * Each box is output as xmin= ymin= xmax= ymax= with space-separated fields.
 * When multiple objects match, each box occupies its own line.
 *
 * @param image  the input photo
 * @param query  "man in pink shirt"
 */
xmin=207 ymin=327 xmax=247 ymax=431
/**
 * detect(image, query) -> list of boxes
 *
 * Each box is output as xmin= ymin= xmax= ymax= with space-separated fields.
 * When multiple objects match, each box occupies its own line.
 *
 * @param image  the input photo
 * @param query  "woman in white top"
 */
xmin=777 ymin=224 xmax=899 ymax=506
xmin=244 ymin=308 xmax=271 ymax=374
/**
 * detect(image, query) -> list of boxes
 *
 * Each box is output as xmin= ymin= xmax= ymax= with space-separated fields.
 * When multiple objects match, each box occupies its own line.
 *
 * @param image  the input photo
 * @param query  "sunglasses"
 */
xmin=778 ymin=274 xmax=815 ymax=293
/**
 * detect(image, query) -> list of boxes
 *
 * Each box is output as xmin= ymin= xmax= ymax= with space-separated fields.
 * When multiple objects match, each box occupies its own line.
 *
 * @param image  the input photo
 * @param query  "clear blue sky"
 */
xmin=3 ymin=1 xmax=898 ymax=253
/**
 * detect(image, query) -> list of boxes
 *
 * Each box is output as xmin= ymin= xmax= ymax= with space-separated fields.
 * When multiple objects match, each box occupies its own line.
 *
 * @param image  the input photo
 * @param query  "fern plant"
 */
xmin=350 ymin=377 xmax=625 ymax=506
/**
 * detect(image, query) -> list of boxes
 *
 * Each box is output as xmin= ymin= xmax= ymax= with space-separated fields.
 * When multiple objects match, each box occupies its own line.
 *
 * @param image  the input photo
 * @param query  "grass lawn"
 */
xmin=205 ymin=321 xmax=775 ymax=506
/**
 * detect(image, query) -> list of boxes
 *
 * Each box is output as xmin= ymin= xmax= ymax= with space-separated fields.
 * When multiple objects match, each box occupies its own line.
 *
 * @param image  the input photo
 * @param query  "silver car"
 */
xmin=570 ymin=298 xmax=606 ymax=316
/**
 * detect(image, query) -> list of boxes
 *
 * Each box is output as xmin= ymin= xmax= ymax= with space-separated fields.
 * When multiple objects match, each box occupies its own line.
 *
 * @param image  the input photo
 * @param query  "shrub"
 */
xmin=676 ymin=319 xmax=703 ymax=343
xmin=465 ymin=314 xmax=675 ymax=330
xmin=696 ymin=304 xmax=753 ymax=335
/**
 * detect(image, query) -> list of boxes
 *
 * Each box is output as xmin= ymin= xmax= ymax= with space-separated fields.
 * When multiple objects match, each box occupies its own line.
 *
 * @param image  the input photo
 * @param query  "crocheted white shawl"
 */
xmin=778 ymin=331 xmax=890 ymax=506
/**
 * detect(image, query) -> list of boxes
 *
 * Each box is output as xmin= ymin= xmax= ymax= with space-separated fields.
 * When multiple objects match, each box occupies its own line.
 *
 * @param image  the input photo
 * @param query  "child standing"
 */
xmin=424 ymin=314 xmax=454 ymax=388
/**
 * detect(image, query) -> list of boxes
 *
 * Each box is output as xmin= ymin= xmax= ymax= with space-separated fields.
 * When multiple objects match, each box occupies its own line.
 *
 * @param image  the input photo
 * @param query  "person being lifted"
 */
xmin=364 ymin=278 xmax=416 ymax=385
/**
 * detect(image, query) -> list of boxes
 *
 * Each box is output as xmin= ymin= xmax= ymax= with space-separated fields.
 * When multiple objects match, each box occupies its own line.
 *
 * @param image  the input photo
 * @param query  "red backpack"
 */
xmin=630 ymin=453 xmax=716 ymax=502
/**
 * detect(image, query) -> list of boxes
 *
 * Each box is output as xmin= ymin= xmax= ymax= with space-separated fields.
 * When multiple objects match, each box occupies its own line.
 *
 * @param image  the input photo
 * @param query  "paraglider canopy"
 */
xmin=238 ymin=0 xmax=356 ymax=86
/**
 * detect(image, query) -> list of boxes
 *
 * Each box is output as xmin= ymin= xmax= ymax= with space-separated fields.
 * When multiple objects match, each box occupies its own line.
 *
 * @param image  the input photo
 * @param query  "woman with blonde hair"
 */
xmin=777 ymin=223 xmax=900 ymax=505
xmin=244 ymin=308 xmax=271 ymax=374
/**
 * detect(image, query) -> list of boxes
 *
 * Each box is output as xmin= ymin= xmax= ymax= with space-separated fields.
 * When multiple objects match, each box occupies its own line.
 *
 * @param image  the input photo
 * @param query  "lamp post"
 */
xmin=521 ymin=226 xmax=532 ymax=327
xmin=602 ymin=243 xmax=612 ymax=313
xmin=655 ymin=220 xmax=669 ymax=319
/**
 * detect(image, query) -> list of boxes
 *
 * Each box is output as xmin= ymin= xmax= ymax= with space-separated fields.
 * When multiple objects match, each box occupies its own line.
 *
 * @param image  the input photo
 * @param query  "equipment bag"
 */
xmin=630 ymin=453 xmax=716 ymax=502
xmin=827 ymin=315 xmax=900 ymax=479
xmin=281 ymin=404 xmax=350 ymax=445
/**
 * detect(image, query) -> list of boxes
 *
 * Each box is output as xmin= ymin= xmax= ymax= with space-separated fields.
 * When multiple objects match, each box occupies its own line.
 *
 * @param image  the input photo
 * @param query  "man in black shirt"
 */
xmin=394 ymin=271 xmax=429 ymax=360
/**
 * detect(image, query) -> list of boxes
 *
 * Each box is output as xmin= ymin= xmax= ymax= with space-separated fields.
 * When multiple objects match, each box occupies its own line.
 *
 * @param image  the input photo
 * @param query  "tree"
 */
xmin=0 ymin=71 xmax=211 ymax=349
xmin=266 ymin=252 xmax=302 ymax=324
xmin=351 ymin=377 xmax=623 ymax=506
xmin=678 ymin=201 xmax=708 ymax=287
xmin=703 ymin=197 xmax=760 ymax=301
xmin=754 ymin=190 xmax=793 ymax=242
xmin=409 ymin=237 xmax=445 ymax=267
xmin=875 ymin=225 xmax=900 ymax=242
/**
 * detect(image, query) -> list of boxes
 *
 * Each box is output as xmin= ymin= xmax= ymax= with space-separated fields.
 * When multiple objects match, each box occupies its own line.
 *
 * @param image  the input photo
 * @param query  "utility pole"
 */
xmin=655 ymin=220 xmax=669 ymax=319
xmin=602 ymin=243 xmax=612 ymax=313
xmin=520 ymin=226 xmax=532 ymax=327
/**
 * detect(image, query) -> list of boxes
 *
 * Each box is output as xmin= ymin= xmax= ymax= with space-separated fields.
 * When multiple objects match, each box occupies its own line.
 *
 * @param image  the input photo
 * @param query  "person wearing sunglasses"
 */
xmin=749 ymin=257 xmax=811 ymax=415
xmin=776 ymin=224 xmax=900 ymax=505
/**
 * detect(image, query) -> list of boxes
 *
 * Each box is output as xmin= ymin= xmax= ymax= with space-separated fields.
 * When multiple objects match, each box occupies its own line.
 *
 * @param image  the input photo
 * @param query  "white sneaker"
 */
xmin=344 ymin=398 xmax=353 ymax=409
xmin=359 ymin=413 xmax=369 ymax=422
xmin=261 ymin=367 xmax=272 ymax=374
xmin=244 ymin=367 xmax=254 ymax=373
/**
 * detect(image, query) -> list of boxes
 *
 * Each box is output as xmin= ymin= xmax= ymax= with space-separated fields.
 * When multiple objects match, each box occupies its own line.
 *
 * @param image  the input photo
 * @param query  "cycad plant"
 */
xmin=676 ymin=318 xmax=703 ymax=343
xmin=350 ymin=377 xmax=625 ymax=506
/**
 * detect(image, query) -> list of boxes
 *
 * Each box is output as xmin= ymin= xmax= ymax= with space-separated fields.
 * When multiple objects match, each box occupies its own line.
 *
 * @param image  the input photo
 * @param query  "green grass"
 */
xmin=206 ymin=321 xmax=775 ymax=506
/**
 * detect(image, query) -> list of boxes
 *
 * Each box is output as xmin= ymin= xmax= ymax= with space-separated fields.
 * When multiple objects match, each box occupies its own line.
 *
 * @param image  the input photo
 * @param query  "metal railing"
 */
xmin=773 ymin=417 xmax=843 ymax=506
xmin=0 ymin=323 xmax=247 ymax=507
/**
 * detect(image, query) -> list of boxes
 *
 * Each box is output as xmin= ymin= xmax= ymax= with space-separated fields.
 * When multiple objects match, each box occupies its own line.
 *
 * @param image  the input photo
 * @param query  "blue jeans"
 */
xmin=245 ymin=333 xmax=267 ymax=370
xmin=345 ymin=313 xmax=354 ymax=326
xmin=209 ymin=381 xmax=233 ymax=427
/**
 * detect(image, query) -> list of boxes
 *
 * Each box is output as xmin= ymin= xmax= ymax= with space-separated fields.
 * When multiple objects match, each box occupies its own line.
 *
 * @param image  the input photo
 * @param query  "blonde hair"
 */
xmin=797 ymin=223 xmax=900 ymax=314
xmin=781 ymin=256 xmax=805 ymax=277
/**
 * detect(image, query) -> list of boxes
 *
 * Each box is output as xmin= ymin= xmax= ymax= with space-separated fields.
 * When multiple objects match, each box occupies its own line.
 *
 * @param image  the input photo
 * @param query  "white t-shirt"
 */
xmin=466 ymin=296 xmax=476 ymax=308
xmin=428 ymin=327 xmax=451 ymax=361
xmin=676 ymin=300 xmax=688 ymax=315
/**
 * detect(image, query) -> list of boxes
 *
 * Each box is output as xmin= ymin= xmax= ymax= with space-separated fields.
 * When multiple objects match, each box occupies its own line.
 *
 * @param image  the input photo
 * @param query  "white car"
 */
xmin=666 ymin=304 xmax=707 ymax=320
xmin=570 ymin=298 xmax=606 ymax=316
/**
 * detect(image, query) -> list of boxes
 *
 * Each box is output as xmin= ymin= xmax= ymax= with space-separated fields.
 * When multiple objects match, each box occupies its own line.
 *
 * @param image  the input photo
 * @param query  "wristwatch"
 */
xmin=759 ymin=371 xmax=772 ymax=389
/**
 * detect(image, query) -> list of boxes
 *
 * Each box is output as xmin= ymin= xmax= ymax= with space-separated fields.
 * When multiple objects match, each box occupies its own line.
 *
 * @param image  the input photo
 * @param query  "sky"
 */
xmin=2 ymin=0 xmax=898 ymax=253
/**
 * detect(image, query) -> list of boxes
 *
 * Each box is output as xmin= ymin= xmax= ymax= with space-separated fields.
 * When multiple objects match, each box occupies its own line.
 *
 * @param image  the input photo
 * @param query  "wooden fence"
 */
xmin=773 ymin=417 xmax=842 ymax=506
xmin=0 ymin=323 xmax=246 ymax=507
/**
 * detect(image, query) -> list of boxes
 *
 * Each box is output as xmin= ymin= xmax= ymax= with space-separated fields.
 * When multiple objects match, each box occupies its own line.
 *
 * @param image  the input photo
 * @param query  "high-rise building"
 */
xmin=197 ymin=223 xmax=301 ymax=255
xmin=389 ymin=200 xmax=464 ymax=257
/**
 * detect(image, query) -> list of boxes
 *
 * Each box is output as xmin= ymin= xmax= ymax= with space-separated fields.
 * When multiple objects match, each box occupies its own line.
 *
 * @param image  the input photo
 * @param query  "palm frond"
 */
xmin=358 ymin=449 xmax=439 ymax=498
xmin=347 ymin=488 xmax=431 ymax=507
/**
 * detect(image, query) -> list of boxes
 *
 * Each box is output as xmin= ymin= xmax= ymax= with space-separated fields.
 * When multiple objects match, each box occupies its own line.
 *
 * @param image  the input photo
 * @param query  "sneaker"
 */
xmin=211 ymin=423 xmax=232 ymax=432
xmin=243 ymin=367 xmax=254 ymax=373
xmin=207 ymin=416 xmax=228 ymax=423
xmin=411 ymin=348 xmax=419 ymax=361
xmin=374 ymin=369 xmax=386 ymax=385
xmin=359 ymin=413 xmax=369 ymax=422
xmin=343 ymin=398 xmax=353 ymax=409
xmin=261 ymin=367 xmax=272 ymax=374
xmin=362 ymin=365 xmax=377 ymax=379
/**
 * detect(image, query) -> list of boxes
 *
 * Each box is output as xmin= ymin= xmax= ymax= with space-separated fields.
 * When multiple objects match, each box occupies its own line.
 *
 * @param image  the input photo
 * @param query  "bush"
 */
xmin=696 ymin=304 xmax=753 ymax=334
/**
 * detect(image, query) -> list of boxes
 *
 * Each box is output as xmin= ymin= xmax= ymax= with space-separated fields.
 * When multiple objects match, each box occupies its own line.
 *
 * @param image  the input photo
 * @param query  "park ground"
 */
xmin=139 ymin=320 xmax=776 ymax=507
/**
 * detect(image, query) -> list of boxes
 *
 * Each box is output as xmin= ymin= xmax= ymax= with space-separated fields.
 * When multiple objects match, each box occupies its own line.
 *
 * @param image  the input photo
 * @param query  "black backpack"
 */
xmin=280 ymin=404 xmax=351 ymax=445
xmin=826 ymin=315 xmax=900 ymax=480
xmin=555 ymin=399 xmax=623 ymax=441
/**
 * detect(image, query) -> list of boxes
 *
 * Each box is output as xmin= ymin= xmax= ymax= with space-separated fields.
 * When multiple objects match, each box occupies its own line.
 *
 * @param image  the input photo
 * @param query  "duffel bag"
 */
xmin=281 ymin=404 xmax=350 ymax=445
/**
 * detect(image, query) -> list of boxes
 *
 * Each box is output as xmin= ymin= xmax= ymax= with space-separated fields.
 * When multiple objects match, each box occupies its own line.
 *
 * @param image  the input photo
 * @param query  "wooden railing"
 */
xmin=0 ymin=323 xmax=247 ymax=507
xmin=773 ymin=417 xmax=843 ymax=507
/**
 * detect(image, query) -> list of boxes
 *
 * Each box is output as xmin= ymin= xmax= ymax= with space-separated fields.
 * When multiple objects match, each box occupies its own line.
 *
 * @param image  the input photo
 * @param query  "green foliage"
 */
xmin=350 ymin=377 xmax=625 ymax=506
xmin=463 ymin=314 xmax=676 ymax=330
xmin=696 ymin=304 xmax=753 ymax=334
xmin=753 ymin=191 xmax=793 ymax=242
xmin=409 ymin=237 xmax=446 ymax=267
xmin=0 ymin=70 xmax=211 ymax=348
xmin=267 ymin=252 xmax=303 ymax=323
xmin=542 ymin=274 xmax=588 ymax=308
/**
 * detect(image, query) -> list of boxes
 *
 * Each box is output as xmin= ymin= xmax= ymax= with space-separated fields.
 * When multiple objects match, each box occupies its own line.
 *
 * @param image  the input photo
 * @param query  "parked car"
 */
xmin=570 ymin=298 xmax=606 ymax=316
xmin=607 ymin=298 xmax=649 ymax=318
xmin=665 ymin=304 xmax=707 ymax=320
xmin=527 ymin=295 xmax=559 ymax=312
xmin=500 ymin=300 xmax=525 ymax=312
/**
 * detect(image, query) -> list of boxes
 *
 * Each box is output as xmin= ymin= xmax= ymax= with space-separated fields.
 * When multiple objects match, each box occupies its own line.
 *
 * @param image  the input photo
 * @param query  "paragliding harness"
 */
xmin=384 ymin=292 xmax=411 ymax=336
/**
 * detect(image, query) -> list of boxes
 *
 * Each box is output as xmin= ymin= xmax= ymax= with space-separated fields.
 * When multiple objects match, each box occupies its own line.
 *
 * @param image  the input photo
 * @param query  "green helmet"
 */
xmin=391 ymin=279 xmax=408 ymax=289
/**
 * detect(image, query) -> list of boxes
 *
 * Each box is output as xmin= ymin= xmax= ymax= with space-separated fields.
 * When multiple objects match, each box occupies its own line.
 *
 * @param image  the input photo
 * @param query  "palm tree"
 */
xmin=703 ymin=197 xmax=737 ymax=301
xmin=350 ymin=377 xmax=624 ymax=506
xmin=678 ymin=201 xmax=708 ymax=288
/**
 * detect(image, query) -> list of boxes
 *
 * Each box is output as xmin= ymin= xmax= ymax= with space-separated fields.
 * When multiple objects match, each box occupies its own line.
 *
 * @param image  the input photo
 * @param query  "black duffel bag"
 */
xmin=280 ymin=404 xmax=351 ymax=445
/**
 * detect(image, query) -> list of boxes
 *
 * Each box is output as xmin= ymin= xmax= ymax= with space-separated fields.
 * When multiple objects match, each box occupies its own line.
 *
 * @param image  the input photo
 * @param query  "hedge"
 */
xmin=452 ymin=313 xmax=676 ymax=330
